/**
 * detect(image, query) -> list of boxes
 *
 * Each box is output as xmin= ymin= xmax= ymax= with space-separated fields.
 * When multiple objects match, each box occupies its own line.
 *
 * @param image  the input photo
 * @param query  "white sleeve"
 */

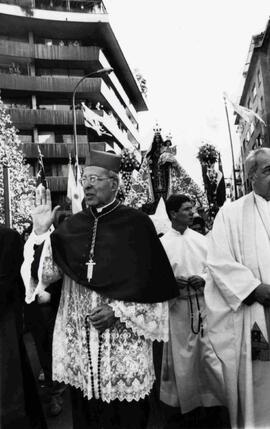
xmin=21 ymin=230 xmax=62 ymax=304
xmin=207 ymin=208 xmax=260 ymax=311
xmin=109 ymin=300 xmax=169 ymax=342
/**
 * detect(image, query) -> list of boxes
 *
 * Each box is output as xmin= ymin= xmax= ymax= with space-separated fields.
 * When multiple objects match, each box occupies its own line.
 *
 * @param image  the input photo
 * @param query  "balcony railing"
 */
xmin=34 ymin=44 xmax=100 ymax=62
xmin=0 ymin=40 xmax=101 ymax=64
xmin=7 ymin=108 xmax=81 ymax=126
xmin=0 ymin=74 xmax=101 ymax=96
xmin=8 ymin=107 xmax=136 ymax=151
xmin=46 ymin=176 xmax=68 ymax=192
xmin=22 ymin=142 xmax=105 ymax=158
xmin=0 ymin=0 xmax=107 ymax=14
xmin=34 ymin=0 xmax=107 ymax=14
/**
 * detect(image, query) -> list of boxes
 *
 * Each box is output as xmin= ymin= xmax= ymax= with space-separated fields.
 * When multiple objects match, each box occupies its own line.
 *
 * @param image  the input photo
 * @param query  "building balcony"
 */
xmin=22 ymin=142 xmax=105 ymax=159
xmin=0 ymin=2 xmax=147 ymax=113
xmin=100 ymin=81 xmax=142 ymax=149
xmin=46 ymin=176 xmax=68 ymax=192
xmin=8 ymin=108 xmax=80 ymax=126
xmin=8 ymin=107 xmax=138 ymax=151
xmin=0 ymin=73 xmax=102 ymax=96
xmin=34 ymin=0 xmax=107 ymax=14
xmin=0 ymin=40 xmax=102 ymax=64
xmin=0 ymin=0 xmax=107 ymax=14
xmin=1 ymin=74 xmax=142 ymax=148
xmin=0 ymin=41 xmax=138 ymax=122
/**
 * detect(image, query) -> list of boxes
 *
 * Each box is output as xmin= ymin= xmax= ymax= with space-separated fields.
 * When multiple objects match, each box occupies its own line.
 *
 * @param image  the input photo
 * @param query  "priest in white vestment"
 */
xmin=160 ymin=194 xmax=224 ymax=417
xmin=205 ymin=148 xmax=270 ymax=428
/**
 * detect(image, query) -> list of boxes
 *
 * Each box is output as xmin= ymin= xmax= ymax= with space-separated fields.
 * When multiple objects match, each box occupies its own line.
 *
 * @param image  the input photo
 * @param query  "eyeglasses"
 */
xmin=81 ymin=174 xmax=112 ymax=185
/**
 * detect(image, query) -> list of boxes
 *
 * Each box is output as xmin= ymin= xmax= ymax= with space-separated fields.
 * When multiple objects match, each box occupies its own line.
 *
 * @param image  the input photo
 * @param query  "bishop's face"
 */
xmin=253 ymin=152 xmax=270 ymax=201
xmin=81 ymin=166 xmax=117 ymax=208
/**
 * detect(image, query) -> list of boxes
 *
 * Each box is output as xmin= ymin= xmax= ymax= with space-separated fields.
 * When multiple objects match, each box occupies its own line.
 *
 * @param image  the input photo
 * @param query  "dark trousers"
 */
xmin=24 ymin=301 xmax=66 ymax=401
xmin=25 ymin=302 xmax=56 ymax=386
xmin=162 ymin=403 xmax=231 ymax=429
xmin=70 ymin=387 xmax=150 ymax=429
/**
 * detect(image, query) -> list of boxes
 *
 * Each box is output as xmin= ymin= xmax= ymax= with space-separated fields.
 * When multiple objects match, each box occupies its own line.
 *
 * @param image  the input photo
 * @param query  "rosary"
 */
xmin=86 ymin=202 xmax=120 ymax=282
xmin=187 ymin=285 xmax=204 ymax=337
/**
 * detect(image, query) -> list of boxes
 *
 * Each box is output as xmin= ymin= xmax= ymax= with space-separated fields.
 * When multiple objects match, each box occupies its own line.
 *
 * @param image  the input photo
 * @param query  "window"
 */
xmin=43 ymin=161 xmax=53 ymax=176
xmin=247 ymin=98 xmax=251 ymax=108
xmin=2 ymin=95 xmax=31 ymax=109
xmin=19 ymin=130 xmax=33 ymax=143
xmin=38 ymin=131 xmax=55 ymax=144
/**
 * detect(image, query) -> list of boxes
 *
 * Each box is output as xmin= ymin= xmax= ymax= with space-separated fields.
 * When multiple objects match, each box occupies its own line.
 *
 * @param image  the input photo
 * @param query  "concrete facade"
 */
xmin=0 ymin=0 xmax=147 ymax=206
xmin=235 ymin=21 xmax=270 ymax=194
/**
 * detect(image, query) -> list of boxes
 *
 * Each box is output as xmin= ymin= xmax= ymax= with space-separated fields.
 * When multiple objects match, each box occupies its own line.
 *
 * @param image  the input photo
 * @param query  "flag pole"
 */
xmin=3 ymin=164 xmax=12 ymax=228
xmin=223 ymin=95 xmax=238 ymax=200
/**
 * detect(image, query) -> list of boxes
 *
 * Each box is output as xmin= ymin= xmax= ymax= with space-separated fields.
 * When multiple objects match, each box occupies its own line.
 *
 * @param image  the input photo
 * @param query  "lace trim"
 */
xmin=53 ymin=375 xmax=155 ymax=403
xmin=42 ymin=255 xmax=62 ymax=284
xmin=52 ymin=281 xmax=157 ymax=404
xmin=110 ymin=300 xmax=169 ymax=342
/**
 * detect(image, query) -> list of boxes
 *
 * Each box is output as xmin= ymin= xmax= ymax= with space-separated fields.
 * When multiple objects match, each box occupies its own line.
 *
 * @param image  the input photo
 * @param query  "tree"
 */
xmin=169 ymin=163 xmax=208 ymax=208
xmin=0 ymin=98 xmax=35 ymax=233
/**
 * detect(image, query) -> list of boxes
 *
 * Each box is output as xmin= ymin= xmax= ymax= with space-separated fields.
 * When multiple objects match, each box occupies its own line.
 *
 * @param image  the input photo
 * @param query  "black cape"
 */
xmin=50 ymin=201 xmax=178 ymax=303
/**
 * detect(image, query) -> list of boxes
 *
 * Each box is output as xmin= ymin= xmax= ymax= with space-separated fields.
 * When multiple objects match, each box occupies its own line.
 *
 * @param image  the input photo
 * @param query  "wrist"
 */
xmin=34 ymin=228 xmax=49 ymax=236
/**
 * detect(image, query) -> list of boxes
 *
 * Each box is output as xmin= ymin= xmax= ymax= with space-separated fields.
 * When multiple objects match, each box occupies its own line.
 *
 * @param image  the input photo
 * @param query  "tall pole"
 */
xmin=223 ymin=95 xmax=238 ymax=200
xmin=72 ymin=67 xmax=113 ymax=181
xmin=3 ymin=165 xmax=12 ymax=228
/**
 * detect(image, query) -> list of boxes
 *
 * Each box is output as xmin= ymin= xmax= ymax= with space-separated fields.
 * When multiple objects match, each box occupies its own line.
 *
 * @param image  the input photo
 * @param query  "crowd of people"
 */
xmin=1 ymin=146 xmax=270 ymax=429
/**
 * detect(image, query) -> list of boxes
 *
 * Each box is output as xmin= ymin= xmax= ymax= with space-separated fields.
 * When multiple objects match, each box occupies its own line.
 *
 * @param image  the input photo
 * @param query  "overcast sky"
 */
xmin=107 ymin=0 xmax=270 ymax=185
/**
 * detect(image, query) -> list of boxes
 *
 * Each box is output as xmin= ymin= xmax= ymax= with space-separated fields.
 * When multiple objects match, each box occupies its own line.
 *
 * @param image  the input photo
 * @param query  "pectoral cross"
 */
xmin=86 ymin=258 xmax=96 ymax=281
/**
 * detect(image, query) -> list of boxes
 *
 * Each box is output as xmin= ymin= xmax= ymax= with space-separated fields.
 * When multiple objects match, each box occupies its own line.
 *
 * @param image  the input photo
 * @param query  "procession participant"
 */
xmin=21 ymin=150 xmax=178 ymax=429
xmin=160 ymin=194 xmax=224 ymax=425
xmin=0 ymin=225 xmax=47 ymax=429
xmin=205 ymin=147 xmax=270 ymax=428
xmin=23 ymin=223 xmax=65 ymax=416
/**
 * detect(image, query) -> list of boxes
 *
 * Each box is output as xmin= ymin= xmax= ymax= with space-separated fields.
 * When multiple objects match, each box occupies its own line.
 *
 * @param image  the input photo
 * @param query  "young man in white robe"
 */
xmin=205 ymin=147 xmax=270 ymax=428
xmin=159 ymin=194 xmax=225 ymax=426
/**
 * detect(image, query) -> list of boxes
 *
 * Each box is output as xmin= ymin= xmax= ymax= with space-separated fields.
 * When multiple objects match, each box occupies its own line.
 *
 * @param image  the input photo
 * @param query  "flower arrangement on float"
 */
xmin=120 ymin=148 xmax=141 ymax=172
xmin=197 ymin=143 xmax=219 ymax=166
xmin=120 ymin=148 xmax=141 ymax=196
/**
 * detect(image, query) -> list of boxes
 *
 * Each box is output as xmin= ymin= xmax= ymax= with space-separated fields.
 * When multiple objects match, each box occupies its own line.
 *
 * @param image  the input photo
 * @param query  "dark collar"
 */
xmin=88 ymin=199 xmax=120 ymax=219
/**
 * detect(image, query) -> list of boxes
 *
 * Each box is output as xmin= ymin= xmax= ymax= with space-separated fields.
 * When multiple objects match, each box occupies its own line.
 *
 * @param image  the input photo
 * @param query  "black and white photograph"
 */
xmin=0 ymin=1 xmax=270 ymax=428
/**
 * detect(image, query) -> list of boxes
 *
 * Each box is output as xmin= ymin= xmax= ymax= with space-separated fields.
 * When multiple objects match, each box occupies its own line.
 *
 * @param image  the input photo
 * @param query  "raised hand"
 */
xmin=31 ymin=186 xmax=60 ymax=235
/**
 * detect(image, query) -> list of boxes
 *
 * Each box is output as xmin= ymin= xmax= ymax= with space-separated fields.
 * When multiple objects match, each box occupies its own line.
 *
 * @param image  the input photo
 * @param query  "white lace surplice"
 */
xmin=26 ymin=234 xmax=169 ymax=402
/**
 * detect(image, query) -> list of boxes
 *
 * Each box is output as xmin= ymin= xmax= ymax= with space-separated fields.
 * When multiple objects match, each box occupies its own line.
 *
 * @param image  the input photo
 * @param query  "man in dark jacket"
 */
xmin=0 ymin=225 xmax=47 ymax=429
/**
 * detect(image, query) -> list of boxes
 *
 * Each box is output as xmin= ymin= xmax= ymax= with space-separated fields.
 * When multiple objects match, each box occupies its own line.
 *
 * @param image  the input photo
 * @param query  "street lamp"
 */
xmin=72 ymin=67 xmax=114 ymax=177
